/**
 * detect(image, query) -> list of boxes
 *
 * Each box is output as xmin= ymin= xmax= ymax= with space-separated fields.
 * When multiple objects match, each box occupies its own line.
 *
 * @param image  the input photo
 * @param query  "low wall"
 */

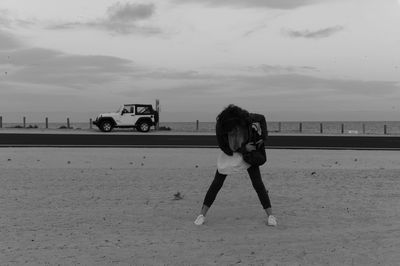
xmin=1 ymin=133 xmax=400 ymax=150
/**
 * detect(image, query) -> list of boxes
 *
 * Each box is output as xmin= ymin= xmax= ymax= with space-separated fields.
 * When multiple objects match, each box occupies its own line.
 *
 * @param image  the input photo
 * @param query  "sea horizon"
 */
xmin=2 ymin=120 xmax=400 ymax=135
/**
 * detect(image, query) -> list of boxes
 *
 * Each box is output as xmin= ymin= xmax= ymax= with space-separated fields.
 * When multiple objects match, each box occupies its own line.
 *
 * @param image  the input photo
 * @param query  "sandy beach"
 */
xmin=1 ymin=148 xmax=399 ymax=265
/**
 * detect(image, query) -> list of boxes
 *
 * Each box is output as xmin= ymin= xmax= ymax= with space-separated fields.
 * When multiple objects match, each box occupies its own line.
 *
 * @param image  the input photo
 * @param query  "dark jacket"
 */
xmin=216 ymin=113 xmax=268 ymax=166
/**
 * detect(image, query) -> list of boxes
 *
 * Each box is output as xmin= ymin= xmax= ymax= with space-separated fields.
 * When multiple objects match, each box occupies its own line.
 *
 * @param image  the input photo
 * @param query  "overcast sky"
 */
xmin=1 ymin=0 xmax=400 ymax=122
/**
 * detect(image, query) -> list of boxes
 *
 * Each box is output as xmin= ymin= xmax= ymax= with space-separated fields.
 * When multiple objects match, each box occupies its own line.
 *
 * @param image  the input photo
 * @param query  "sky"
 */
xmin=1 ymin=0 xmax=400 ymax=122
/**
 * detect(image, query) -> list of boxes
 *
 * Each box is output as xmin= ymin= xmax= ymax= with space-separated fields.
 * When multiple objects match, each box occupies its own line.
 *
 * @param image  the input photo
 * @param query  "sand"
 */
xmin=0 ymin=148 xmax=399 ymax=265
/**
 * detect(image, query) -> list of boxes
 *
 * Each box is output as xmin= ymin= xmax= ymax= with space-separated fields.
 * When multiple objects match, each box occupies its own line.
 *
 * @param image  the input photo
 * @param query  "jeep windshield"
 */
xmin=116 ymin=105 xmax=124 ymax=113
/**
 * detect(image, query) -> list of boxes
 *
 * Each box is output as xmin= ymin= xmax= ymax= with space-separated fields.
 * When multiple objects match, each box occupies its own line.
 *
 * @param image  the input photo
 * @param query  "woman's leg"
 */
xmin=200 ymin=170 xmax=227 ymax=216
xmin=247 ymin=166 xmax=272 ymax=216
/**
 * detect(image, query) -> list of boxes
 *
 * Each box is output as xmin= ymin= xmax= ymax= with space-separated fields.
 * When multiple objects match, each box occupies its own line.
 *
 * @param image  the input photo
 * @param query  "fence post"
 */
xmin=341 ymin=123 xmax=344 ymax=134
xmin=67 ymin=118 xmax=70 ymax=129
xmin=45 ymin=117 xmax=48 ymax=129
xmin=384 ymin=124 xmax=387 ymax=135
xmin=89 ymin=118 xmax=92 ymax=129
xmin=23 ymin=116 xmax=26 ymax=128
xmin=299 ymin=122 xmax=302 ymax=133
xmin=320 ymin=123 xmax=323 ymax=134
xmin=155 ymin=99 xmax=160 ymax=131
xmin=0 ymin=116 xmax=2 ymax=128
xmin=196 ymin=120 xmax=199 ymax=131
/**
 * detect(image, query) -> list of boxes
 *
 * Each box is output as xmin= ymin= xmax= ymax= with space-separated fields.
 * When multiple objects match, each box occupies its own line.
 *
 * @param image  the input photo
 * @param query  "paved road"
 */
xmin=1 ymin=132 xmax=400 ymax=150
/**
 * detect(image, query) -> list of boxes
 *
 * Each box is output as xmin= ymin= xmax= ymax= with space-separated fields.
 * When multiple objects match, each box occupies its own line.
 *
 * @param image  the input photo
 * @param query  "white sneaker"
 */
xmin=267 ymin=215 xmax=277 ymax=226
xmin=194 ymin=214 xmax=205 ymax=225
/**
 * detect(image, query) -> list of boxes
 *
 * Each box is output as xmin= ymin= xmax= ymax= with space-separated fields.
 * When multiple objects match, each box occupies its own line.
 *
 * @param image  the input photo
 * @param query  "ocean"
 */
xmin=2 ymin=120 xmax=400 ymax=135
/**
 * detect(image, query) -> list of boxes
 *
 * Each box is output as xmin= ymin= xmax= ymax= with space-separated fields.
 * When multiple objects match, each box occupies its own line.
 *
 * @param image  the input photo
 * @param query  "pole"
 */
xmin=89 ymin=118 xmax=92 ymax=129
xmin=384 ymin=124 xmax=387 ymax=135
xmin=196 ymin=120 xmax=199 ymax=131
xmin=155 ymin=99 xmax=160 ymax=130
xmin=45 ymin=117 xmax=48 ymax=129
xmin=278 ymin=122 xmax=281 ymax=132
xmin=299 ymin=122 xmax=302 ymax=133
xmin=23 ymin=116 xmax=26 ymax=128
xmin=67 ymin=118 xmax=70 ymax=129
xmin=320 ymin=123 xmax=323 ymax=134
xmin=341 ymin=123 xmax=344 ymax=134
xmin=0 ymin=116 xmax=2 ymax=128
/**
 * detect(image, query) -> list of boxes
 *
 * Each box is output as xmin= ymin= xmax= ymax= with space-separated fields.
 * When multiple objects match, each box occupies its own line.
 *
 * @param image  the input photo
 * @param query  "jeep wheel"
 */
xmin=100 ymin=121 xmax=113 ymax=132
xmin=138 ymin=121 xmax=151 ymax=132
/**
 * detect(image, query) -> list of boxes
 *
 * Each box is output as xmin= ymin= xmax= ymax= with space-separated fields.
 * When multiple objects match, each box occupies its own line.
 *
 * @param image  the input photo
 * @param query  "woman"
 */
xmin=194 ymin=104 xmax=277 ymax=226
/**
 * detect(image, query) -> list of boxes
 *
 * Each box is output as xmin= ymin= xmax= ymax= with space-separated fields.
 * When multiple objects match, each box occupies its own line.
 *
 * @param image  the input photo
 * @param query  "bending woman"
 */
xmin=194 ymin=104 xmax=277 ymax=226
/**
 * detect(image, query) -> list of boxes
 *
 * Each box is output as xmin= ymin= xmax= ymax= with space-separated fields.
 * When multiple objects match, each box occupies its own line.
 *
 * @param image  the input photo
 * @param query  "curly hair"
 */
xmin=217 ymin=104 xmax=250 ymax=133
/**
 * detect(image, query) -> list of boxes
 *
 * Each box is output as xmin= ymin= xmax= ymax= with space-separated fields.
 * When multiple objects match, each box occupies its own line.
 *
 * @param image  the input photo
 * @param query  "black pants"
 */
xmin=203 ymin=166 xmax=272 ymax=210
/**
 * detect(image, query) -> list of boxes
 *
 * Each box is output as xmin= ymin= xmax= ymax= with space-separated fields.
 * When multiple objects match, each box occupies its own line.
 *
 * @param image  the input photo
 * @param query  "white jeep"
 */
xmin=93 ymin=104 xmax=159 ymax=132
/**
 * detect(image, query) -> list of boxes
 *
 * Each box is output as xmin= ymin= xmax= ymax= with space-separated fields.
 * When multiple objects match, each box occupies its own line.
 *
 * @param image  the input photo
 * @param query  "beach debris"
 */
xmin=67 ymin=161 xmax=71 ymax=164
xmin=354 ymin=158 xmax=358 ymax=162
xmin=143 ymin=156 xmax=146 ymax=159
xmin=335 ymin=161 xmax=339 ymax=165
xmin=130 ymin=162 xmax=133 ymax=165
xmin=348 ymin=130 xmax=358 ymax=134
xmin=141 ymin=163 xmax=144 ymax=166
xmin=159 ymin=126 xmax=171 ymax=131
xmin=173 ymin=192 xmax=184 ymax=200
xmin=7 ymin=158 xmax=11 ymax=161
xmin=195 ymin=165 xmax=199 ymax=168
xmin=311 ymin=171 xmax=317 ymax=176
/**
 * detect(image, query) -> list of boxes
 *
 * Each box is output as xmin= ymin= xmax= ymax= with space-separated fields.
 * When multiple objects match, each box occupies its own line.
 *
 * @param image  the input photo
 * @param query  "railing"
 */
xmin=0 ymin=116 xmax=93 ymax=130
xmin=268 ymin=121 xmax=396 ymax=135
xmin=0 ymin=116 xmax=399 ymax=135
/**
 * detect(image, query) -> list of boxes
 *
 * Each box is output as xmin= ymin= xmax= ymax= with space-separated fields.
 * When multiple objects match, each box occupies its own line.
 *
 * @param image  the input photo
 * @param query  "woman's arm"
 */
xmin=240 ymin=141 xmax=267 ymax=166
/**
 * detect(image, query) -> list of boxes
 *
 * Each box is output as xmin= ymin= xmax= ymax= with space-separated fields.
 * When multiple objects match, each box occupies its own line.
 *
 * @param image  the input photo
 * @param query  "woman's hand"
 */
xmin=245 ymin=142 xmax=257 ymax=152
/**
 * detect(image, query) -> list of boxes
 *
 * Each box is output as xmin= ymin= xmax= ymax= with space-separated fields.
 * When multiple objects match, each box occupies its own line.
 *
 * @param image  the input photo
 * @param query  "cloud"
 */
xmin=248 ymin=64 xmax=319 ymax=74
xmin=0 ymin=47 xmax=137 ymax=90
xmin=115 ymin=71 xmax=400 ymax=120
xmin=49 ymin=2 xmax=160 ymax=35
xmin=174 ymin=0 xmax=314 ymax=9
xmin=119 ymin=69 xmax=398 ymax=100
xmin=283 ymin=26 xmax=344 ymax=39
xmin=0 ymin=30 xmax=22 ymax=50
xmin=107 ymin=2 xmax=154 ymax=22
xmin=0 ymin=10 xmax=12 ymax=28
xmin=0 ymin=9 xmax=37 ymax=29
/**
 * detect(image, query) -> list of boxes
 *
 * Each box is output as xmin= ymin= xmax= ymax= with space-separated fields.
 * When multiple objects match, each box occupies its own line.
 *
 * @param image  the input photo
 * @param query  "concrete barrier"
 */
xmin=1 ymin=133 xmax=400 ymax=150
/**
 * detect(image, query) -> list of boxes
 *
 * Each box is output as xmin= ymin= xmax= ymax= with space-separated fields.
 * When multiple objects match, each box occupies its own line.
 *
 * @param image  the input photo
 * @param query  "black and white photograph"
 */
xmin=1 ymin=0 xmax=400 ymax=265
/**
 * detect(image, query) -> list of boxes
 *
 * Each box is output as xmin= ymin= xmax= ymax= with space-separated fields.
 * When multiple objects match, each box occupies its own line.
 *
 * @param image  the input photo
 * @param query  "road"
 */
xmin=1 ymin=131 xmax=400 ymax=150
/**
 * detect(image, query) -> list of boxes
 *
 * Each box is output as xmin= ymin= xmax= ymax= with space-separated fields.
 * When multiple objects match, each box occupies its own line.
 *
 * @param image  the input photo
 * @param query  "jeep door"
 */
xmin=119 ymin=105 xmax=138 ymax=126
